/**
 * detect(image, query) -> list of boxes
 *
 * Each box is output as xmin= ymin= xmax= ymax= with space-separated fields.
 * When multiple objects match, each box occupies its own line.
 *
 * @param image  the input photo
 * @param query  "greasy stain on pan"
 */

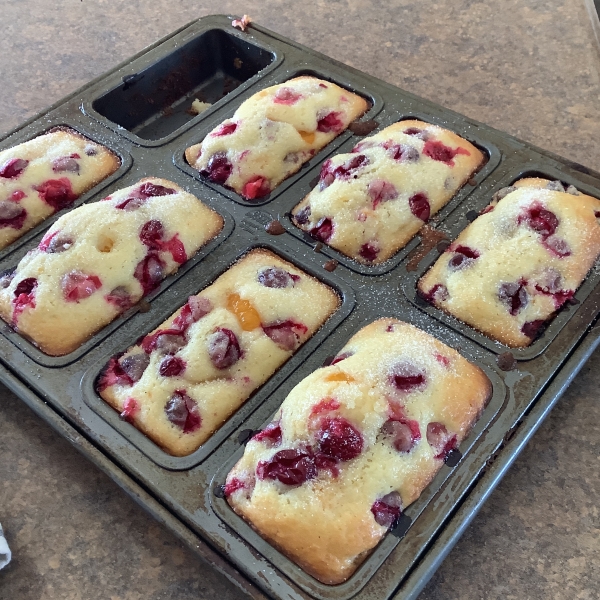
xmin=0 ymin=14 xmax=599 ymax=600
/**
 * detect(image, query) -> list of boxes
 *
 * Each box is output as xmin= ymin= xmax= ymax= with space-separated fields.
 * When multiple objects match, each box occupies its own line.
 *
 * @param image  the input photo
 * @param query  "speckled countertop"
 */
xmin=0 ymin=1 xmax=599 ymax=599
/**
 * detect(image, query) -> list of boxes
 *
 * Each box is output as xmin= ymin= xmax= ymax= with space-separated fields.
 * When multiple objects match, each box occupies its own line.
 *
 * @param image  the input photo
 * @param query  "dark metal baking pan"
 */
xmin=0 ymin=14 xmax=599 ymax=600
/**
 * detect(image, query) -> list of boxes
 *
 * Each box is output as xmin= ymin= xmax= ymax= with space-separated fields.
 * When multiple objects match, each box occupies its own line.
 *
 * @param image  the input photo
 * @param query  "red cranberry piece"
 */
xmin=34 ymin=178 xmax=77 ymax=211
xmin=118 ymin=353 xmax=150 ymax=383
xmin=274 ymin=87 xmax=302 ymax=105
xmin=52 ymin=156 xmax=79 ymax=174
xmin=310 ymin=217 xmax=334 ymax=242
xmin=10 ymin=190 xmax=26 ymax=202
xmin=330 ymin=351 xmax=353 ymax=365
xmin=310 ymin=398 xmax=341 ymax=416
xmin=208 ymin=328 xmax=241 ymax=369
xmin=359 ymin=243 xmax=379 ymax=262
xmin=39 ymin=231 xmax=74 ymax=253
xmin=381 ymin=418 xmax=421 ymax=453
xmin=534 ymin=280 xmax=574 ymax=309
xmin=159 ymin=355 xmax=186 ymax=377
xmin=519 ymin=203 xmax=559 ymax=238
xmin=14 ymin=277 xmax=37 ymax=297
xmin=423 ymin=140 xmax=469 ymax=165
xmin=257 ymin=267 xmax=297 ymax=288
xmin=61 ymin=271 xmax=102 ymax=302
xmin=317 ymin=417 xmax=363 ymax=461
xmin=212 ymin=122 xmax=237 ymax=136
xmin=12 ymin=277 xmax=37 ymax=323
xmin=294 ymin=205 xmax=311 ymax=225
xmin=242 ymin=176 xmax=270 ymax=200
xmin=389 ymin=361 xmax=427 ymax=393
xmin=115 ymin=197 xmax=146 ymax=211
xmin=105 ymin=286 xmax=134 ymax=310
xmin=224 ymin=477 xmax=246 ymax=496
xmin=0 ymin=158 xmax=28 ymax=178
xmin=138 ymin=182 xmax=176 ymax=197
xmin=139 ymin=220 xmax=164 ymax=249
xmin=172 ymin=296 xmax=213 ymax=331
xmin=0 ymin=267 xmax=15 ymax=289
xmin=165 ymin=390 xmax=201 ymax=433
xmin=263 ymin=320 xmax=308 ymax=351
xmin=203 ymin=152 xmax=233 ymax=184
xmin=142 ymin=329 xmax=186 ymax=354
xmin=317 ymin=111 xmax=344 ymax=133
xmin=134 ymin=253 xmax=165 ymax=295
xmin=543 ymin=237 xmax=571 ymax=258
xmin=256 ymin=449 xmax=317 ymax=485
xmin=119 ymin=397 xmax=139 ymax=423
xmin=371 ymin=491 xmax=403 ymax=528
xmin=521 ymin=319 xmax=545 ymax=339
xmin=369 ymin=179 xmax=398 ymax=208
xmin=419 ymin=283 xmax=449 ymax=304
xmin=404 ymin=127 xmax=424 ymax=137
xmin=409 ymin=192 xmax=430 ymax=221
xmin=384 ymin=142 xmax=420 ymax=163
xmin=0 ymin=201 xmax=27 ymax=229
xmin=448 ymin=245 xmax=480 ymax=270
xmin=252 ymin=421 xmax=282 ymax=447
xmin=426 ymin=422 xmax=457 ymax=459
xmin=97 ymin=357 xmax=133 ymax=391
xmin=161 ymin=233 xmax=187 ymax=264
xmin=498 ymin=282 xmax=528 ymax=315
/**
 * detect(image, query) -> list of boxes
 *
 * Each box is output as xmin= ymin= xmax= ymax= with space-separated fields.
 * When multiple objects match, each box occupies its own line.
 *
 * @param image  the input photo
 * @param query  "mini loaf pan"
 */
xmin=0 ymin=14 xmax=599 ymax=600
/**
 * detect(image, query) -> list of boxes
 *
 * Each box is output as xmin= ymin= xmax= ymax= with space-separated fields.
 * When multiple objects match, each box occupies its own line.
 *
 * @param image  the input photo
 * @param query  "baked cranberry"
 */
xmin=521 ymin=319 xmax=545 ymax=339
xmin=518 ymin=203 xmax=559 ymax=238
xmin=0 ymin=267 xmax=15 ymax=289
xmin=434 ymin=353 xmax=450 ymax=368
xmin=351 ymin=140 xmax=377 ymax=153
xmin=139 ymin=220 xmax=164 ymax=249
xmin=294 ymin=205 xmax=311 ymax=225
xmin=212 ymin=122 xmax=237 ymax=136
xmin=262 ymin=320 xmax=308 ymax=351
xmin=419 ymin=283 xmax=449 ymax=304
xmin=61 ymin=271 xmax=102 ymax=302
xmin=119 ymin=397 xmax=139 ymax=423
xmin=161 ymin=233 xmax=187 ymax=264
xmin=384 ymin=142 xmax=420 ymax=163
xmin=423 ymin=140 xmax=469 ymax=165
xmin=543 ymin=237 xmax=571 ymax=258
xmin=224 ymin=478 xmax=246 ymax=496
xmin=159 ymin=355 xmax=186 ymax=377
xmin=52 ymin=156 xmax=79 ymax=174
xmin=371 ymin=491 xmax=403 ymax=528
xmin=359 ymin=243 xmax=379 ymax=262
xmin=310 ymin=398 xmax=341 ymax=416
xmin=369 ymin=179 xmax=398 ymax=208
xmin=208 ymin=328 xmax=241 ymax=369
xmin=137 ymin=182 xmax=176 ymax=197
xmin=134 ymin=253 xmax=165 ymax=295
xmin=0 ymin=201 xmax=26 ymax=229
xmin=534 ymin=281 xmax=574 ymax=309
xmin=242 ymin=176 xmax=270 ymax=200
xmin=252 ymin=421 xmax=282 ymax=447
xmin=141 ymin=329 xmax=186 ymax=354
xmin=310 ymin=217 xmax=334 ymax=242
xmin=257 ymin=449 xmax=317 ymax=485
xmin=118 ymin=353 xmax=149 ymax=383
xmin=381 ymin=418 xmax=421 ymax=453
xmin=13 ymin=277 xmax=37 ymax=323
xmin=448 ymin=245 xmax=480 ymax=270
xmin=10 ymin=190 xmax=25 ymax=202
xmin=172 ymin=296 xmax=213 ymax=330
xmin=498 ymin=281 xmax=528 ymax=315
xmin=202 ymin=152 xmax=233 ymax=184
xmin=274 ymin=87 xmax=302 ymax=105
xmin=330 ymin=351 xmax=353 ymax=365
xmin=317 ymin=111 xmax=344 ymax=133
xmin=389 ymin=361 xmax=427 ymax=393
xmin=409 ymin=192 xmax=430 ymax=221
xmin=115 ymin=197 xmax=146 ymax=211
xmin=97 ymin=357 xmax=133 ymax=391
xmin=535 ymin=268 xmax=562 ymax=294
xmin=0 ymin=158 xmax=28 ymax=178
xmin=257 ymin=267 xmax=297 ymax=288
xmin=426 ymin=422 xmax=457 ymax=459
xmin=317 ymin=417 xmax=363 ymax=461
xmin=34 ymin=178 xmax=77 ymax=211
xmin=165 ymin=390 xmax=201 ymax=433
xmin=105 ymin=286 xmax=134 ymax=310
xmin=39 ymin=231 xmax=73 ymax=253
xmin=404 ymin=127 xmax=425 ymax=137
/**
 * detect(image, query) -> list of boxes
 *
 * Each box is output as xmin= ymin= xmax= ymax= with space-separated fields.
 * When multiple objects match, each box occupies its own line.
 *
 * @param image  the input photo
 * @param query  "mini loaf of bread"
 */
xmin=0 ymin=127 xmax=120 ymax=249
xmin=291 ymin=120 xmax=484 ymax=264
xmin=225 ymin=318 xmax=491 ymax=584
xmin=185 ymin=76 xmax=368 ymax=200
xmin=418 ymin=178 xmax=600 ymax=347
xmin=0 ymin=177 xmax=223 ymax=355
xmin=98 ymin=249 xmax=340 ymax=457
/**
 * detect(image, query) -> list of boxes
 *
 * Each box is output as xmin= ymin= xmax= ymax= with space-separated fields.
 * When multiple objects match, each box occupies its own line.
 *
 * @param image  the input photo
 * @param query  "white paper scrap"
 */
xmin=0 ymin=523 xmax=11 ymax=570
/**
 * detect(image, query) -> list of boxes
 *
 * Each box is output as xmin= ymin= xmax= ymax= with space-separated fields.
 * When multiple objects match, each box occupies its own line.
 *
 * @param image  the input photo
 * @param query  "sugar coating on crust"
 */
xmin=0 ymin=128 xmax=120 ymax=250
xmin=98 ymin=249 xmax=340 ymax=457
xmin=291 ymin=120 xmax=484 ymax=264
xmin=225 ymin=318 xmax=491 ymax=584
xmin=418 ymin=178 xmax=600 ymax=347
xmin=0 ymin=177 xmax=223 ymax=356
xmin=185 ymin=76 xmax=368 ymax=200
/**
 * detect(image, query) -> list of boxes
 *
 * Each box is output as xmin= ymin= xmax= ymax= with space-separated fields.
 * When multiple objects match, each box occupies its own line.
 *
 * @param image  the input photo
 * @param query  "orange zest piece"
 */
xmin=298 ymin=130 xmax=316 ymax=145
xmin=324 ymin=372 xmax=355 ymax=383
xmin=227 ymin=293 xmax=261 ymax=331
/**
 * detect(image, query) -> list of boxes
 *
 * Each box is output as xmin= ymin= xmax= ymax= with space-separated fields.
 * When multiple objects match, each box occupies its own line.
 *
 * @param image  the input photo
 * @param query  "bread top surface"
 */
xmin=185 ymin=76 xmax=368 ymax=200
xmin=0 ymin=128 xmax=120 ymax=249
xmin=418 ymin=178 xmax=600 ymax=347
xmin=226 ymin=318 xmax=491 ymax=584
xmin=98 ymin=248 xmax=340 ymax=456
xmin=291 ymin=119 xmax=484 ymax=264
xmin=0 ymin=177 xmax=223 ymax=355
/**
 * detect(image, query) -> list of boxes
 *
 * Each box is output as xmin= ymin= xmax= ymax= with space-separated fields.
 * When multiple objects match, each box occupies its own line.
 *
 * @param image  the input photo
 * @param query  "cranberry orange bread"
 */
xmin=185 ymin=76 xmax=368 ymax=200
xmin=291 ymin=120 xmax=484 ymax=264
xmin=225 ymin=318 xmax=491 ymax=584
xmin=0 ymin=128 xmax=120 ymax=249
xmin=418 ymin=178 xmax=600 ymax=347
xmin=98 ymin=249 xmax=340 ymax=457
xmin=0 ymin=178 xmax=223 ymax=356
